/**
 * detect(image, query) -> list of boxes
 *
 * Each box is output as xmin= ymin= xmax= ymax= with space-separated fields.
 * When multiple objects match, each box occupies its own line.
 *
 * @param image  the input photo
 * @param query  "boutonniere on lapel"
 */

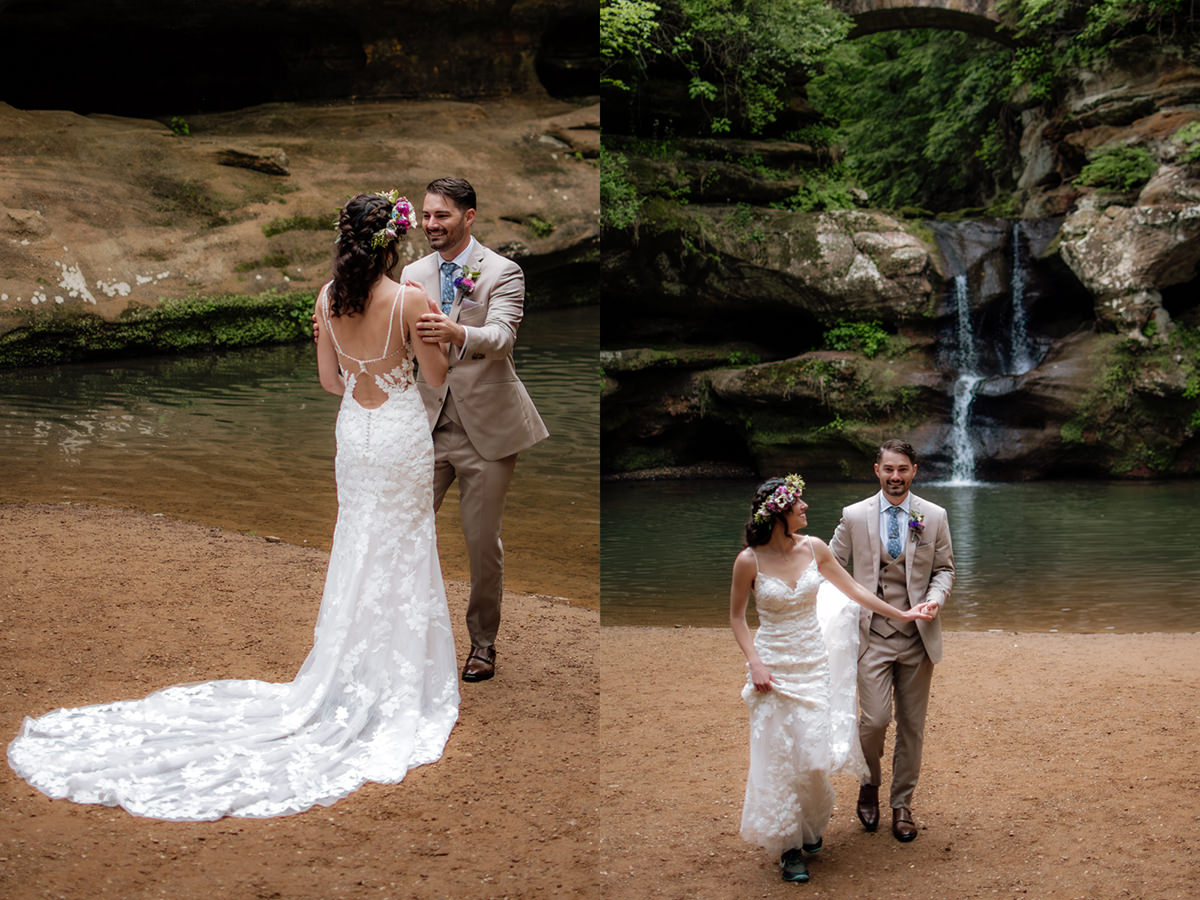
xmin=908 ymin=511 xmax=925 ymax=534
xmin=453 ymin=266 xmax=481 ymax=295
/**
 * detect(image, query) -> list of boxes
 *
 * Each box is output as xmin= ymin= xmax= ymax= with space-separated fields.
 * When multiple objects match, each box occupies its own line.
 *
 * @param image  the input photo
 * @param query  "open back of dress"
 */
xmin=7 ymin=282 xmax=459 ymax=821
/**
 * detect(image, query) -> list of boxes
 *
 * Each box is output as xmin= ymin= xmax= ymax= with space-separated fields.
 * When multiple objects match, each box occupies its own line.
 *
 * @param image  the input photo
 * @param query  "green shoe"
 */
xmin=780 ymin=848 xmax=809 ymax=882
xmin=801 ymin=837 xmax=822 ymax=854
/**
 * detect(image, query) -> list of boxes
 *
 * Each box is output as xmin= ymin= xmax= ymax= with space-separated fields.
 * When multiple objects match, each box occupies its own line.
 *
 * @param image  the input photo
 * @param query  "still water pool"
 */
xmin=602 ymin=477 xmax=1200 ymax=632
xmin=0 ymin=306 xmax=598 ymax=605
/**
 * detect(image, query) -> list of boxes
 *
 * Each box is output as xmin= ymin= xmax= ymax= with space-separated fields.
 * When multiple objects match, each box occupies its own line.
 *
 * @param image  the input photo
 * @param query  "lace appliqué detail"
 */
xmin=8 ymin=337 xmax=459 ymax=822
xmin=738 ymin=560 xmax=867 ymax=854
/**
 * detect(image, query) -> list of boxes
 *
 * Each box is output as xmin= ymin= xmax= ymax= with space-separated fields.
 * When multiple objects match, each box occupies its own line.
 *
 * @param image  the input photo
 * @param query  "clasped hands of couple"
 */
xmin=746 ymin=600 xmax=937 ymax=695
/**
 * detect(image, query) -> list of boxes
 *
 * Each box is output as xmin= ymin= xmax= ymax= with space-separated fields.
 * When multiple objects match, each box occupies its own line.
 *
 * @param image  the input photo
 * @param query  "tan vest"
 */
xmin=871 ymin=553 xmax=916 ymax=637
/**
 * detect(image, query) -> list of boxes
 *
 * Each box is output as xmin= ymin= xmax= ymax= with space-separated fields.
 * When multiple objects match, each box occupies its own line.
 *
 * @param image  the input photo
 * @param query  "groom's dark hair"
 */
xmin=426 ymin=177 xmax=476 ymax=212
xmin=877 ymin=438 xmax=917 ymax=465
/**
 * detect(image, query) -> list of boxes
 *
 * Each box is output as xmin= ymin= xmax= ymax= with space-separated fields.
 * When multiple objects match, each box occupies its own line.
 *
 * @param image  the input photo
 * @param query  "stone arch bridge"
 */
xmin=830 ymin=0 xmax=1015 ymax=44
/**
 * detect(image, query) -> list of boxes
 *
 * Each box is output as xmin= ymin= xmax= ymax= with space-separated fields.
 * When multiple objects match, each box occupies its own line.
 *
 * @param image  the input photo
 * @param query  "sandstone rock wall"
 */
xmin=0 ymin=98 xmax=599 ymax=337
xmin=603 ymin=51 xmax=1200 ymax=480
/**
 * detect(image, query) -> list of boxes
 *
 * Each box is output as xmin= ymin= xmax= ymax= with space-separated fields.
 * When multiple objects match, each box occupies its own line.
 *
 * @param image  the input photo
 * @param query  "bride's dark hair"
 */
xmin=744 ymin=477 xmax=796 ymax=547
xmin=329 ymin=193 xmax=400 ymax=318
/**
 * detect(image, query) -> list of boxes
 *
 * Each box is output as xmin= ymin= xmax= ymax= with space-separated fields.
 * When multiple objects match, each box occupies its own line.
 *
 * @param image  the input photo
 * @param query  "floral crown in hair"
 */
xmin=753 ymin=474 xmax=806 ymax=525
xmin=368 ymin=190 xmax=415 ymax=249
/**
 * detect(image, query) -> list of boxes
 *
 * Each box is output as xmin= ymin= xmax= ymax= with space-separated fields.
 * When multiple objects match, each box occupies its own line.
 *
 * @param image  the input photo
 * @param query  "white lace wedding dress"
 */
xmin=739 ymin=546 xmax=867 ymax=855
xmin=7 ymin=284 xmax=459 ymax=821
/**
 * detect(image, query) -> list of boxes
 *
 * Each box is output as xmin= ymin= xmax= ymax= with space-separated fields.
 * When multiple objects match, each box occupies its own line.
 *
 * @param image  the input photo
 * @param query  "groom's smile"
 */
xmin=875 ymin=449 xmax=916 ymax=500
xmin=421 ymin=191 xmax=475 ymax=259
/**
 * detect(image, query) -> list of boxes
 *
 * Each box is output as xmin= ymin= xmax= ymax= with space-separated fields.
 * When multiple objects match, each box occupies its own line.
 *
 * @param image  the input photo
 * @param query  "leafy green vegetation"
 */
xmin=168 ymin=117 xmax=191 ymax=137
xmin=0 ymin=292 xmax=316 ymax=369
xmin=998 ymin=0 xmax=1191 ymax=100
xmin=602 ymin=0 xmax=851 ymax=135
xmin=808 ymin=31 xmax=1013 ymax=211
xmin=771 ymin=165 xmax=858 ymax=213
xmin=604 ymin=0 xmax=1196 ymax=211
xmin=1172 ymin=121 xmax=1200 ymax=164
xmin=602 ymin=0 xmax=661 ymax=92
xmin=1058 ymin=327 xmax=1200 ymax=474
xmin=600 ymin=148 xmax=643 ymax=230
xmin=1076 ymin=146 xmax=1158 ymax=191
xmin=823 ymin=320 xmax=893 ymax=358
xmin=528 ymin=216 xmax=556 ymax=238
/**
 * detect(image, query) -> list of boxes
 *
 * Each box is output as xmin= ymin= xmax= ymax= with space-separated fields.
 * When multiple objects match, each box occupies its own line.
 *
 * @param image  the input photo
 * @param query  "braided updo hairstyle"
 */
xmin=329 ymin=193 xmax=401 ymax=318
xmin=744 ymin=477 xmax=798 ymax=547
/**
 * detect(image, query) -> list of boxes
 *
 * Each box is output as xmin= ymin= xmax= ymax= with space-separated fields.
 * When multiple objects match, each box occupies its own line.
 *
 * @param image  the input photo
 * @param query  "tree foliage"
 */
xmin=807 ymin=30 xmax=1013 ymax=210
xmin=666 ymin=0 xmax=852 ymax=134
xmin=602 ymin=0 xmax=662 ymax=92
xmin=600 ymin=148 xmax=643 ymax=230
xmin=603 ymin=0 xmax=852 ymax=135
xmin=998 ymin=0 xmax=1191 ymax=100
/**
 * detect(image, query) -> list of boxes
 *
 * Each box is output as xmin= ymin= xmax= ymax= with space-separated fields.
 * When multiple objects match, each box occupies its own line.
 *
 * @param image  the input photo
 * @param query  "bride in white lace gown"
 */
xmin=730 ymin=475 xmax=934 ymax=882
xmin=7 ymin=191 xmax=459 ymax=821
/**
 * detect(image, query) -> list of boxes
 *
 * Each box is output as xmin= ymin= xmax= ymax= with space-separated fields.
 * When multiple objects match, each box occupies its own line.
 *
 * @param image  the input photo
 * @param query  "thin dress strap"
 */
xmin=379 ymin=283 xmax=401 ymax=359
xmin=323 ymin=281 xmax=406 ymax=372
xmin=321 ymin=282 xmax=348 ymax=360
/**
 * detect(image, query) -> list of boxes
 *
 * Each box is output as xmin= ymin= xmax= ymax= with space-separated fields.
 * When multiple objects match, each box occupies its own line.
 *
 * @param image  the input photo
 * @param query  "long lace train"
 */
xmin=8 ymin=328 xmax=459 ymax=821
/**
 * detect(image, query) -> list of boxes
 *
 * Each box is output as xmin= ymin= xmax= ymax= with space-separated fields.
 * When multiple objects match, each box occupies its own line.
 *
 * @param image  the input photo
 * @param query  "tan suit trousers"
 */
xmin=858 ymin=628 xmax=933 ymax=809
xmin=432 ymin=402 xmax=517 ymax=650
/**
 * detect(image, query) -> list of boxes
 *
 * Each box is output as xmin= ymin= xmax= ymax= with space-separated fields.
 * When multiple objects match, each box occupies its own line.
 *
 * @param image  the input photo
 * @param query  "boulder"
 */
xmin=1057 ymin=202 xmax=1200 ymax=332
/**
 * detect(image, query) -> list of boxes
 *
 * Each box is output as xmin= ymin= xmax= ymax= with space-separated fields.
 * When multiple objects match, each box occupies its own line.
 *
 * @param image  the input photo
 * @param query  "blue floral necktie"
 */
xmin=887 ymin=506 xmax=903 ymax=559
xmin=440 ymin=261 xmax=458 ymax=314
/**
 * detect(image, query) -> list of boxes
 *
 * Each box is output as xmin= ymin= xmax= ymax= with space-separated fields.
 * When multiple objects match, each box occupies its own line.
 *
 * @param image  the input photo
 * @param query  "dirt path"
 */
xmin=598 ymin=627 xmax=1199 ymax=900
xmin=0 ymin=503 xmax=598 ymax=900
xmin=3 ymin=503 xmax=1197 ymax=899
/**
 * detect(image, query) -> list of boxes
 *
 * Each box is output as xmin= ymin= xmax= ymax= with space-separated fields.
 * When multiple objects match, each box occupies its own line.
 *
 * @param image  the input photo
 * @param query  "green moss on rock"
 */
xmin=0 ymin=291 xmax=315 ymax=369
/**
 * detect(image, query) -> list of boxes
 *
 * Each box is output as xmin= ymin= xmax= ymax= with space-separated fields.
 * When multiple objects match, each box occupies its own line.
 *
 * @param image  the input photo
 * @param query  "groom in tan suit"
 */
xmin=408 ymin=177 xmax=548 ymax=682
xmin=830 ymin=439 xmax=954 ymax=842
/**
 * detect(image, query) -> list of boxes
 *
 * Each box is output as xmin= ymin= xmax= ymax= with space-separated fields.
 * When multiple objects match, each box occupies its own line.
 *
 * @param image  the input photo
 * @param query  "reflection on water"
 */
xmin=0 ymin=306 xmax=598 ymax=605
xmin=602 ymin=478 xmax=1200 ymax=632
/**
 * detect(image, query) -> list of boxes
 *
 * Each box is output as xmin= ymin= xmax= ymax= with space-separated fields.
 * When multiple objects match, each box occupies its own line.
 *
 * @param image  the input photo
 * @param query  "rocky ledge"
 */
xmin=0 ymin=96 xmax=599 ymax=359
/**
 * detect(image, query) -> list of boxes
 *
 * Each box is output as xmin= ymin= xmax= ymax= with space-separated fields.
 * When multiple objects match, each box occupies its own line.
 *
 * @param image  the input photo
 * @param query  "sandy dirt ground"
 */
xmin=0 ymin=503 xmax=598 ymax=900
xmin=2 ymin=502 xmax=1198 ymax=900
xmin=599 ymin=627 xmax=1199 ymax=900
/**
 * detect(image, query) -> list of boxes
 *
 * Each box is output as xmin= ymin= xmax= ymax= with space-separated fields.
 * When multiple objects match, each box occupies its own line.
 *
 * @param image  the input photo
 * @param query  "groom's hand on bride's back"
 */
xmin=311 ymin=313 xmax=320 ymax=344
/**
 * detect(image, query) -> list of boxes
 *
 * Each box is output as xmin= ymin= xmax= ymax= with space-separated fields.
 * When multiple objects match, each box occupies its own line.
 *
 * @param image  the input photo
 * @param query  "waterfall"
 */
xmin=949 ymin=273 xmax=982 ymax=484
xmin=950 ymin=374 xmax=984 ymax=483
xmin=1009 ymin=222 xmax=1036 ymax=375
xmin=953 ymin=273 xmax=977 ymax=374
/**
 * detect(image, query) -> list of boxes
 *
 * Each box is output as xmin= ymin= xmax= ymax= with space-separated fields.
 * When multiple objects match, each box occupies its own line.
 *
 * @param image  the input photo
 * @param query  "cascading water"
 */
xmin=1009 ymin=222 xmax=1037 ymax=375
xmin=949 ymin=273 xmax=983 ymax=484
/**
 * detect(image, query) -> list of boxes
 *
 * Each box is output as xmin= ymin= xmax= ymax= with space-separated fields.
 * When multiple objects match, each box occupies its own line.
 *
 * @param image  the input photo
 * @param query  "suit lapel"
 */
xmin=865 ymin=499 xmax=882 ymax=573
xmin=904 ymin=496 xmax=923 ymax=595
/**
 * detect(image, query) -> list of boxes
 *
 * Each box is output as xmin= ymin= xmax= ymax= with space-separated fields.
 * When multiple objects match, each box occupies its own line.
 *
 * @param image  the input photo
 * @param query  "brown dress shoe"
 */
xmin=461 ymin=646 xmax=496 ymax=682
xmin=892 ymin=806 xmax=918 ymax=842
xmin=856 ymin=784 xmax=880 ymax=832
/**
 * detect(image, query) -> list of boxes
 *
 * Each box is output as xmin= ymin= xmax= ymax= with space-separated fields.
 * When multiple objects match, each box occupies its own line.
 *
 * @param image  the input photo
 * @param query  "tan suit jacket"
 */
xmin=829 ymin=492 xmax=954 ymax=664
xmin=403 ymin=243 xmax=548 ymax=460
